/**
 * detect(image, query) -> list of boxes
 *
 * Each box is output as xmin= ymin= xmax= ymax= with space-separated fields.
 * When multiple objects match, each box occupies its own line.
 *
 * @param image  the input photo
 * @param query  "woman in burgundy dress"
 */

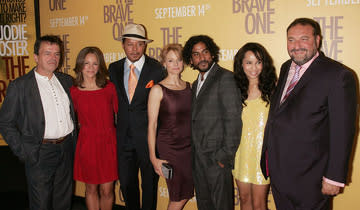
xmin=148 ymin=44 xmax=194 ymax=210
xmin=71 ymin=47 xmax=118 ymax=210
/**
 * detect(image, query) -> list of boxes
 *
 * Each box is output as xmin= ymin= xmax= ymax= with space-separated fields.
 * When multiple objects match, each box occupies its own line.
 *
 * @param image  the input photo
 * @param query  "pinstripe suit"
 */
xmin=109 ymin=55 xmax=164 ymax=210
xmin=191 ymin=63 xmax=242 ymax=210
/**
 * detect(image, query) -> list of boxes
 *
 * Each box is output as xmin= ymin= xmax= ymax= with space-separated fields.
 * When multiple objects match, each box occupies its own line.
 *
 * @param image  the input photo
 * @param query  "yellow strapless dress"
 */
xmin=232 ymin=97 xmax=270 ymax=185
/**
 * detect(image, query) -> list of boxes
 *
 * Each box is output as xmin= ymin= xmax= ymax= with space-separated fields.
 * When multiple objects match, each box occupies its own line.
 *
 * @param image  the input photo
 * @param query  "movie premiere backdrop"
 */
xmin=0 ymin=0 xmax=37 ymax=147
xmin=1 ymin=0 xmax=360 ymax=209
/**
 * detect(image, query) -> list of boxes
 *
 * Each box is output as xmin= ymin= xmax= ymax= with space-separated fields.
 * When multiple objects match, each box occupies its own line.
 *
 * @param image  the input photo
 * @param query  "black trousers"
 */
xmin=118 ymin=147 xmax=159 ymax=210
xmin=192 ymin=152 xmax=234 ymax=210
xmin=271 ymin=183 xmax=330 ymax=210
xmin=24 ymin=137 xmax=73 ymax=210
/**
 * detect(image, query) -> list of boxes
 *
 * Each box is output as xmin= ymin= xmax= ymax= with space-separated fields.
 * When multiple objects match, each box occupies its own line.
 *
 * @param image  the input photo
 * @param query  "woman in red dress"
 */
xmin=71 ymin=47 xmax=118 ymax=210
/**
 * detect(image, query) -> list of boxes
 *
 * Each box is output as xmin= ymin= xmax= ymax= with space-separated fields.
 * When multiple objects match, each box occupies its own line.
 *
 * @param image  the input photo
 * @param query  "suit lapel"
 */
xmin=191 ymin=78 xmax=199 ymax=119
xmin=192 ymin=64 xmax=218 ymax=119
xmin=196 ymin=64 xmax=218 ymax=99
xmin=55 ymin=72 xmax=76 ymax=120
xmin=55 ymin=72 xmax=70 ymax=95
xmin=272 ymin=63 xmax=291 ymax=113
xmin=117 ymin=60 xmax=130 ymax=104
xmin=28 ymin=70 xmax=43 ymax=110
xmin=133 ymin=58 xmax=151 ymax=102
xmin=27 ymin=69 xmax=45 ymax=138
xmin=275 ymin=58 xmax=319 ymax=114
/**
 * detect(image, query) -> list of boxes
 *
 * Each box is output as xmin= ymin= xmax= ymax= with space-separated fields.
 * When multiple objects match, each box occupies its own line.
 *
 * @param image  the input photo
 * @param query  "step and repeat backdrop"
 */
xmin=1 ymin=0 xmax=360 ymax=209
xmin=0 ymin=0 xmax=37 ymax=139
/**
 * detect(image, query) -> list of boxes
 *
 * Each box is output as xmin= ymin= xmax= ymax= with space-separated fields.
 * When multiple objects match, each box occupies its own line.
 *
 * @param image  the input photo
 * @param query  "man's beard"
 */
xmin=290 ymin=48 xmax=317 ymax=66
xmin=194 ymin=60 xmax=214 ymax=72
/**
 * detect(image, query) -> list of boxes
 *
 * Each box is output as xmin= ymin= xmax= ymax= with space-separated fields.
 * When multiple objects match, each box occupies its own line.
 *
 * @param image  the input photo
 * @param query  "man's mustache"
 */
xmin=291 ymin=48 xmax=307 ymax=53
xmin=199 ymin=60 xmax=209 ymax=65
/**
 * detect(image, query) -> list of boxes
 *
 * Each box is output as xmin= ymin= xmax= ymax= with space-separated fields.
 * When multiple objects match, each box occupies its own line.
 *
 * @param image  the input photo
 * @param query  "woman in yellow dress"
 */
xmin=232 ymin=42 xmax=277 ymax=210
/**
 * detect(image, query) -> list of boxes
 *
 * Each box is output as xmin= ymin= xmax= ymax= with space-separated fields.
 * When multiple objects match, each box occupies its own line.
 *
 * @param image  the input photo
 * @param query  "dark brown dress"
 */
xmin=156 ymin=82 xmax=194 ymax=201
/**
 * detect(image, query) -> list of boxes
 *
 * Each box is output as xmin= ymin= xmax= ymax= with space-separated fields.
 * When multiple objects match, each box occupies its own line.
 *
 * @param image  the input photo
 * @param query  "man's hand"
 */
xmin=218 ymin=161 xmax=224 ymax=168
xmin=321 ymin=180 xmax=341 ymax=196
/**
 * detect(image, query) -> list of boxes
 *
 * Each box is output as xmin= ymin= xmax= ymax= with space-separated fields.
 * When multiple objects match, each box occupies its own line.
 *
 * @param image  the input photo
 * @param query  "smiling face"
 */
xmin=122 ymin=38 xmax=146 ymax=62
xmin=190 ymin=42 xmax=214 ymax=72
xmin=163 ymin=50 xmax=184 ymax=75
xmin=242 ymin=50 xmax=263 ymax=82
xmin=81 ymin=53 xmax=99 ymax=80
xmin=287 ymin=24 xmax=320 ymax=66
xmin=34 ymin=42 xmax=61 ymax=77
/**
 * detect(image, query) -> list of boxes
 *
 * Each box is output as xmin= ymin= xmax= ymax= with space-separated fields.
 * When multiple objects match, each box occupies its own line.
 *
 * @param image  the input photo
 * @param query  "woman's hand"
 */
xmin=151 ymin=157 xmax=168 ymax=178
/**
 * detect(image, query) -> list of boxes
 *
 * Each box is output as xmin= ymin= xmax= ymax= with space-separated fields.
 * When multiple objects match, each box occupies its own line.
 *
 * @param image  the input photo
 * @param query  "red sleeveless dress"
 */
xmin=71 ymin=82 xmax=118 ymax=184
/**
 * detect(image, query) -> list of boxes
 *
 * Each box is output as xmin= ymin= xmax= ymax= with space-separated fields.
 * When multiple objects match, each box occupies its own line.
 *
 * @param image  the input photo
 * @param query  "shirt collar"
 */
xmin=125 ymin=55 xmax=145 ymax=72
xmin=34 ymin=69 xmax=55 ymax=81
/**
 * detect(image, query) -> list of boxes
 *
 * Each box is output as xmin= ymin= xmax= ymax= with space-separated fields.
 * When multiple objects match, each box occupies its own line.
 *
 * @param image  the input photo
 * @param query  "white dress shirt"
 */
xmin=35 ymin=70 xmax=74 ymax=138
xmin=196 ymin=62 xmax=215 ymax=96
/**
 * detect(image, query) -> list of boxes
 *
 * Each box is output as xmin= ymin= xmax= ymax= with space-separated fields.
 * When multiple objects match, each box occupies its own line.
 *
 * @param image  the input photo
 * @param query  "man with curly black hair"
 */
xmin=182 ymin=35 xmax=242 ymax=210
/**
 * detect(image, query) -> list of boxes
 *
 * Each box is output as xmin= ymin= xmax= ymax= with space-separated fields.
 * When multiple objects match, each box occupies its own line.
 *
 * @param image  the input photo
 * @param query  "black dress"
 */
xmin=157 ymin=83 xmax=194 ymax=201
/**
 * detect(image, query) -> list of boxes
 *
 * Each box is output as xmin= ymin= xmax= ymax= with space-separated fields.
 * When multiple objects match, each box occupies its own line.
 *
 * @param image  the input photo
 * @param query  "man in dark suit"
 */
xmin=108 ymin=23 xmax=163 ymax=210
xmin=260 ymin=18 xmax=357 ymax=210
xmin=182 ymin=35 xmax=242 ymax=210
xmin=0 ymin=35 xmax=76 ymax=210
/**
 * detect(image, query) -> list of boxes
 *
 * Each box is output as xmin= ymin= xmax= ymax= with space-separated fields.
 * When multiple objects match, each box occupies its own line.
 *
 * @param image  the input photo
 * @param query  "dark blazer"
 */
xmin=0 ymin=68 xmax=77 ymax=164
xmin=261 ymin=53 xmax=357 ymax=203
xmin=109 ymin=55 xmax=163 ymax=158
xmin=191 ymin=63 xmax=242 ymax=168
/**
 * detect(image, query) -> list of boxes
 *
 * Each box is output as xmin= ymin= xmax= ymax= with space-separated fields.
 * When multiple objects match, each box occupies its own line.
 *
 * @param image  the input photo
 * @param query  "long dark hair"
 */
xmin=73 ymin=46 xmax=108 ymax=88
xmin=233 ymin=42 xmax=277 ymax=106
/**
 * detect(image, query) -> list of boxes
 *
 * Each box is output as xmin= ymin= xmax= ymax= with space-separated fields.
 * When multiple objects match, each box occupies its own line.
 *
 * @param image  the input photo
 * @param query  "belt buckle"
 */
xmin=54 ymin=138 xmax=63 ymax=144
xmin=42 ymin=135 xmax=67 ymax=144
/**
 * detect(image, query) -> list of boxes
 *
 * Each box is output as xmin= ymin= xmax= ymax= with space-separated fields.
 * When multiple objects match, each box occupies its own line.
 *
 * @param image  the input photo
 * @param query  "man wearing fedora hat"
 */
xmin=109 ymin=23 xmax=164 ymax=210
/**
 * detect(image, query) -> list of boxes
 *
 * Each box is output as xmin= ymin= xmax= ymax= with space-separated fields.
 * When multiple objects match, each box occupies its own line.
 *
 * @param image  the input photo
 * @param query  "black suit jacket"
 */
xmin=0 ymin=68 xmax=77 ymax=164
xmin=260 ymin=53 xmax=357 ymax=202
xmin=109 ymin=55 xmax=163 ymax=159
xmin=191 ymin=64 xmax=242 ymax=169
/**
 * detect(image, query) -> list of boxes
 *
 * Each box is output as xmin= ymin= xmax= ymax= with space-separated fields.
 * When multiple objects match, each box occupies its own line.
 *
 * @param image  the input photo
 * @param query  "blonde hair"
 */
xmin=160 ymin=43 xmax=183 ymax=65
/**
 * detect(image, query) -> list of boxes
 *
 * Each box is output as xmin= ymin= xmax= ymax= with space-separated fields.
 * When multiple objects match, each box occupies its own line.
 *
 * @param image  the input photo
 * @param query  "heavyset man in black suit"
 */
xmin=0 ymin=35 xmax=77 ymax=210
xmin=261 ymin=18 xmax=357 ymax=210
xmin=109 ymin=23 xmax=164 ymax=210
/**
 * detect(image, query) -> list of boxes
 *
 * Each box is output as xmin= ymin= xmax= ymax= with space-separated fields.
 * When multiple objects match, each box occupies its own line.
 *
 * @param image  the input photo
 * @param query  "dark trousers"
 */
xmin=118 ymin=147 xmax=159 ymax=210
xmin=271 ymin=183 xmax=330 ymax=210
xmin=192 ymin=153 xmax=234 ymax=210
xmin=24 ymin=137 xmax=73 ymax=210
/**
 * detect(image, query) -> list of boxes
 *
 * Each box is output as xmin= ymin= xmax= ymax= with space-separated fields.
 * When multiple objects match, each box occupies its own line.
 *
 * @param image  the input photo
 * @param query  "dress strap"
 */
xmin=158 ymin=82 xmax=189 ymax=91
